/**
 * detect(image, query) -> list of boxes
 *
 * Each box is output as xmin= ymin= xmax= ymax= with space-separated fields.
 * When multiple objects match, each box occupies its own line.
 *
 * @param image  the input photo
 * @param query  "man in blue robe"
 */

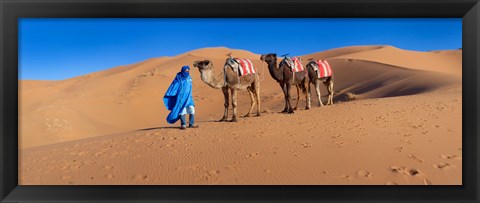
xmin=163 ymin=65 xmax=198 ymax=130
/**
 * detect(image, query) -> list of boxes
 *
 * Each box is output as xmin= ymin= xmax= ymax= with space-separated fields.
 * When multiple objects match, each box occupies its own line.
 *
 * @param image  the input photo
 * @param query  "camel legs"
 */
xmin=293 ymin=85 xmax=300 ymax=111
xmin=326 ymin=81 xmax=334 ymax=105
xmin=220 ymin=87 xmax=229 ymax=122
xmin=231 ymin=88 xmax=238 ymax=122
xmin=244 ymin=87 xmax=256 ymax=118
xmin=285 ymin=83 xmax=294 ymax=114
xmin=310 ymin=82 xmax=315 ymax=107
xmin=254 ymin=81 xmax=261 ymax=117
xmin=280 ymin=83 xmax=288 ymax=113
xmin=305 ymin=80 xmax=311 ymax=110
xmin=315 ymin=79 xmax=324 ymax=107
xmin=245 ymin=80 xmax=261 ymax=117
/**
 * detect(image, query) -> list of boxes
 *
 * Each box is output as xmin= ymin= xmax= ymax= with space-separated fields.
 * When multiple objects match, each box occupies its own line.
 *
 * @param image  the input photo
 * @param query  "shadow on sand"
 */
xmin=135 ymin=126 xmax=180 ymax=131
xmin=135 ymin=114 xmax=288 ymax=132
xmin=135 ymin=120 xmax=220 ymax=131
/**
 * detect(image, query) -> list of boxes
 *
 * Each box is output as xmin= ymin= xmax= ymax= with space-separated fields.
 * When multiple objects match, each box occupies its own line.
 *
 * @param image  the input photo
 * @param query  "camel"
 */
xmin=305 ymin=59 xmax=334 ymax=106
xmin=260 ymin=54 xmax=311 ymax=114
xmin=193 ymin=57 xmax=261 ymax=122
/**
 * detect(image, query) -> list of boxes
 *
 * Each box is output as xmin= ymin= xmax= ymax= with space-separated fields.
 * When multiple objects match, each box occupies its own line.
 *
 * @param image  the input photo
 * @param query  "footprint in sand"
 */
xmin=423 ymin=179 xmax=433 ymax=185
xmin=333 ymin=141 xmax=345 ymax=147
xmin=440 ymin=154 xmax=462 ymax=160
xmin=201 ymin=170 xmax=220 ymax=181
xmin=390 ymin=166 xmax=433 ymax=184
xmin=131 ymin=174 xmax=149 ymax=181
xmin=145 ymin=141 xmax=157 ymax=146
xmin=289 ymin=150 xmax=300 ymax=157
xmin=331 ymin=133 xmax=341 ymax=139
xmin=389 ymin=166 xmax=420 ymax=176
xmin=301 ymin=143 xmax=312 ymax=148
xmin=408 ymin=154 xmax=424 ymax=163
xmin=94 ymin=151 xmax=106 ymax=157
xmin=246 ymin=152 xmax=260 ymax=159
xmin=271 ymin=146 xmax=280 ymax=154
xmin=62 ymin=161 xmax=84 ymax=170
xmin=433 ymin=162 xmax=455 ymax=170
xmin=395 ymin=147 xmax=404 ymax=152
xmin=356 ymin=170 xmax=373 ymax=178
xmin=339 ymin=175 xmax=352 ymax=181
xmin=408 ymin=168 xmax=420 ymax=176
xmin=410 ymin=124 xmax=423 ymax=129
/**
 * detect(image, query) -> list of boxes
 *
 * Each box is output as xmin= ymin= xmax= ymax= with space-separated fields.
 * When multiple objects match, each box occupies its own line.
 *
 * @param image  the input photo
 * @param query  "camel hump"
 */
xmin=283 ymin=57 xmax=304 ymax=72
xmin=314 ymin=60 xmax=333 ymax=78
xmin=232 ymin=58 xmax=256 ymax=76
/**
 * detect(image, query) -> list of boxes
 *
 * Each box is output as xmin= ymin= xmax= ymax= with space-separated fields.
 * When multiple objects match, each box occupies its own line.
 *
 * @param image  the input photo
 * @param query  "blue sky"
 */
xmin=19 ymin=18 xmax=462 ymax=80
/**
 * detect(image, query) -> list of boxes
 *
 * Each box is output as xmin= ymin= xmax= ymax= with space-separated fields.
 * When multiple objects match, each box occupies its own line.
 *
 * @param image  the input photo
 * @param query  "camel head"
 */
xmin=260 ymin=53 xmax=277 ymax=64
xmin=193 ymin=60 xmax=213 ymax=72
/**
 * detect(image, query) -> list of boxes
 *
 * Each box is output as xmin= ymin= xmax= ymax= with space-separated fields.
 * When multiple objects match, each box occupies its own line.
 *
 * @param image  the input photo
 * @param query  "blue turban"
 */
xmin=181 ymin=65 xmax=190 ymax=78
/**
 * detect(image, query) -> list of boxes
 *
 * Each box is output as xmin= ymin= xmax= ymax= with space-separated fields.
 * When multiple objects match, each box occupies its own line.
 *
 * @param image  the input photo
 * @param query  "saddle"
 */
xmin=226 ymin=58 xmax=256 ymax=76
xmin=310 ymin=59 xmax=333 ymax=79
xmin=282 ymin=57 xmax=304 ymax=72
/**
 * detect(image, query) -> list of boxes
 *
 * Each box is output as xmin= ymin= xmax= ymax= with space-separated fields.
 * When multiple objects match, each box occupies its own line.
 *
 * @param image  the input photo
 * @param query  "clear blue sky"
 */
xmin=19 ymin=18 xmax=461 ymax=80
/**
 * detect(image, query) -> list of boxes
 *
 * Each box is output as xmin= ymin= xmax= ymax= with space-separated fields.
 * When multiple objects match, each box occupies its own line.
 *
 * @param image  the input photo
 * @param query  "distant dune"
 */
xmin=19 ymin=45 xmax=461 ymax=185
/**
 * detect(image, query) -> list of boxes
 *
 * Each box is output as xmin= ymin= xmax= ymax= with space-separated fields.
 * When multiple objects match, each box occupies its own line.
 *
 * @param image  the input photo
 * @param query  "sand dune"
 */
xmin=19 ymin=45 xmax=461 ymax=185
xmin=329 ymin=46 xmax=462 ymax=76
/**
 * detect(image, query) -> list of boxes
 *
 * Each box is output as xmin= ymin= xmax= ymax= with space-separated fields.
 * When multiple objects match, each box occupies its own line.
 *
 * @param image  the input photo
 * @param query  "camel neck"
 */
xmin=267 ymin=61 xmax=283 ymax=82
xmin=200 ymin=69 xmax=224 ymax=89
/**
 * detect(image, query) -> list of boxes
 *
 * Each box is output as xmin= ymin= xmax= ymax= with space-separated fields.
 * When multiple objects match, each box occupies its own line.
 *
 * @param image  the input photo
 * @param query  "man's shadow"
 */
xmin=135 ymin=120 xmax=219 ymax=131
xmin=135 ymin=120 xmax=236 ymax=131
xmin=136 ymin=126 xmax=179 ymax=131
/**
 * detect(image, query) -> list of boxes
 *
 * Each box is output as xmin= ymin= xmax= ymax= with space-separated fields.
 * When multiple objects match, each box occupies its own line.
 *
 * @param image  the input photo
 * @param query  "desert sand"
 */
xmin=19 ymin=45 xmax=462 ymax=185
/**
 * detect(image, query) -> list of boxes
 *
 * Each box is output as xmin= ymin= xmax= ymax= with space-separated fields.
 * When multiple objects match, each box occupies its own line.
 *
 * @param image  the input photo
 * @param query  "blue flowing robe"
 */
xmin=163 ymin=72 xmax=194 ymax=124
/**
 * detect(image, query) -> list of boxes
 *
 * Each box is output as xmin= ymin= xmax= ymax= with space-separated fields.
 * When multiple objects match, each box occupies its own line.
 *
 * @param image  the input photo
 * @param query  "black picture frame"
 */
xmin=1 ymin=0 xmax=479 ymax=202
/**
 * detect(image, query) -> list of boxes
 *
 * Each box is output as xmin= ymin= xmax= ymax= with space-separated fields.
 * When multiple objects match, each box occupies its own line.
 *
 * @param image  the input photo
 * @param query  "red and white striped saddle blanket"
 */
xmin=234 ymin=58 xmax=256 ymax=76
xmin=315 ymin=60 xmax=333 ymax=78
xmin=284 ymin=57 xmax=304 ymax=72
